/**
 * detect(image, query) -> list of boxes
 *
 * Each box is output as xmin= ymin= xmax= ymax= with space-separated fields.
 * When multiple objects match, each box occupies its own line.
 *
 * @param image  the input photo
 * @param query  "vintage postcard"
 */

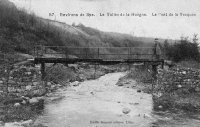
xmin=0 ymin=0 xmax=200 ymax=127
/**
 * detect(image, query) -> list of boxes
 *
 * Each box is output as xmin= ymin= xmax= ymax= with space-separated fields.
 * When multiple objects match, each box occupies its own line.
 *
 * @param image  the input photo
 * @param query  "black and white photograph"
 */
xmin=0 ymin=0 xmax=200 ymax=126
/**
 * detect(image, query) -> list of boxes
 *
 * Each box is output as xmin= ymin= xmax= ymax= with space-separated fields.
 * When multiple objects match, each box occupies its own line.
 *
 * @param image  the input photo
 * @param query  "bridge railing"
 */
xmin=34 ymin=46 xmax=163 ymax=61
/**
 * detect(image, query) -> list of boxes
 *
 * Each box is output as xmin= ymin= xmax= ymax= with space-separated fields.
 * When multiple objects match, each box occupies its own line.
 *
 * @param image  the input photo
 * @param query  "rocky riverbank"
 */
xmin=116 ymin=64 xmax=200 ymax=112
xmin=154 ymin=65 xmax=200 ymax=112
xmin=116 ymin=66 xmax=153 ymax=94
xmin=0 ymin=62 xmax=128 ymax=126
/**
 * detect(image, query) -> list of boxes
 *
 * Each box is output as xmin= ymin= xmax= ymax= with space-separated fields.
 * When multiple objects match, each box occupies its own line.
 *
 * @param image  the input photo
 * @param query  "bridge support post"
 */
xmin=161 ymin=61 xmax=164 ymax=69
xmin=41 ymin=62 xmax=46 ymax=80
xmin=93 ymin=63 xmax=97 ymax=79
xmin=152 ymin=64 xmax=158 ymax=80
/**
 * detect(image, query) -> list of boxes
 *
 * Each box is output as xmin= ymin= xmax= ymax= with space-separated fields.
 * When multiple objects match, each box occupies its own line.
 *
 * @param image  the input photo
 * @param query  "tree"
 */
xmin=193 ymin=34 xmax=198 ymax=43
xmin=164 ymin=35 xmax=200 ymax=62
xmin=163 ymin=39 xmax=170 ymax=59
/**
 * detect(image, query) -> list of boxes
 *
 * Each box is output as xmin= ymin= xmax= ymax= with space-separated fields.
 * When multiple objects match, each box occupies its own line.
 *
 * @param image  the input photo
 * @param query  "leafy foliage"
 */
xmin=163 ymin=35 xmax=199 ymax=62
xmin=127 ymin=65 xmax=153 ymax=83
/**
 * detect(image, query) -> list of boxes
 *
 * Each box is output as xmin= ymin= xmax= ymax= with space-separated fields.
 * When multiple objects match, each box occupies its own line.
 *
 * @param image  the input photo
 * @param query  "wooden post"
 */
xmin=98 ymin=48 xmax=99 ymax=59
xmin=161 ymin=61 xmax=164 ymax=69
xmin=36 ymin=46 xmax=38 ymax=58
xmin=153 ymin=38 xmax=158 ymax=60
xmin=85 ymin=47 xmax=88 ymax=59
xmin=40 ymin=45 xmax=43 ymax=57
xmin=41 ymin=62 xmax=46 ymax=80
xmin=33 ymin=46 xmax=35 ymax=57
xmin=128 ymin=47 xmax=130 ymax=59
xmin=152 ymin=64 xmax=157 ymax=80
xmin=152 ymin=64 xmax=158 ymax=93
xmin=94 ymin=63 xmax=97 ymax=79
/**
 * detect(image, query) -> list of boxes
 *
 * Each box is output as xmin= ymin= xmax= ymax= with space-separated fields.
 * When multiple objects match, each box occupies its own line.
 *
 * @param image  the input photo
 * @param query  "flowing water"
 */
xmin=34 ymin=72 xmax=200 ymax=127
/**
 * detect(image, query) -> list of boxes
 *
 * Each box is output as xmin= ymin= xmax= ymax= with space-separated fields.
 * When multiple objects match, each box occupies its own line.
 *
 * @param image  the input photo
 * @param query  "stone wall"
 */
xmin=156 ymin=66 xmax=200 ymax=94
xmin=0 ymin=64 xmax=46 ymax=97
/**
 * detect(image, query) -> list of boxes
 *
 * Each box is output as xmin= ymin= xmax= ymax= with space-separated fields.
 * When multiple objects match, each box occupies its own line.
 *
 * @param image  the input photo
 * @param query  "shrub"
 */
xmin=164 ymin=35 xmax=200 ymax=62
xmin=45 ymin=64 xmax=77 ymax=83
xmin=127 ymin=65 xmax=153 ymax=83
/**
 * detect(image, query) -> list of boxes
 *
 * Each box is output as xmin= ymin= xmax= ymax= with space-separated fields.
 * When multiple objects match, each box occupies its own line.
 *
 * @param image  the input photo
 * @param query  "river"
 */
xmin=33 ymin=72 xmax=200 ymax=127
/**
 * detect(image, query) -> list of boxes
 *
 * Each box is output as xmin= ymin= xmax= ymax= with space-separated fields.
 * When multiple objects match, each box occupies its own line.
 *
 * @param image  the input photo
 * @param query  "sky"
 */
xmin=9 ymin=0 xmax=200 ymax=39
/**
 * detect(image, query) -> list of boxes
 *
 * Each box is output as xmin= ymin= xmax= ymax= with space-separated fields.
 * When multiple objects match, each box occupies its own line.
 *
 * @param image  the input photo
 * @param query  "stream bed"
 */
xmin=33 ymin=72 xmax=200 ymax=127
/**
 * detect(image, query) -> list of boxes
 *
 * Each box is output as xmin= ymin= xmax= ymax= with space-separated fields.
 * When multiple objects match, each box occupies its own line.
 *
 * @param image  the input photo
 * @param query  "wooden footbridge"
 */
xmin=33 ymin=43 xmax=164 ymax=79
xmin=34 ymin=46 xmax=164 ymax=64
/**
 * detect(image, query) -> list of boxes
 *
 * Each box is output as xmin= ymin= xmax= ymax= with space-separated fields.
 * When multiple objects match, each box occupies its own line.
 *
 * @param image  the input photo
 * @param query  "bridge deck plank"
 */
xmin=34 ymin=57 xmax=164 ymax=65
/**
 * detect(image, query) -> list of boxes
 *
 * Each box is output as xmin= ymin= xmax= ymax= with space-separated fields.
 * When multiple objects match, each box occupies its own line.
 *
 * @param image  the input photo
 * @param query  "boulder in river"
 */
xmin=122 ymin=108 xmax=131 ymax=114
xmin=4 ymin=122 xmax=23 ymax=127
xmin=37 ymin=96 xmax=45 ymax=101
xmin=14 ymin=103 xmax=21 ymax=107
xmin=178 ymin=85 xmax=182 ymax=88
xmin=0 ymin=80 xmax=3 ymax=84
xmin=21 ymin=120 xmax=33 ymax=126
xmin=182 ymin=71 xmax=187 ymax=74
xmin=129 ymin=102 xmax=139 ymax=105
xmin=117 ymin=83 xmax=124 ymax=86
xmin=71 ymin=81 xmax=80 ymax=86
xmin=158 ymin=105 xmax=163 ymax=109
xmin=22 ymin=96 xmax=30 ymax=101
xmin=4 ymin=120 xmax=33 ymax=127
xmin=29 ymin=98 xmax=39 ymax=104
xmin=132 ymin=85 xmax=136 ymax=88
xmin=26 ymin=85 xmax=32 ymax=90
xmin=21 ymin=100 xmax=26 ymax=105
